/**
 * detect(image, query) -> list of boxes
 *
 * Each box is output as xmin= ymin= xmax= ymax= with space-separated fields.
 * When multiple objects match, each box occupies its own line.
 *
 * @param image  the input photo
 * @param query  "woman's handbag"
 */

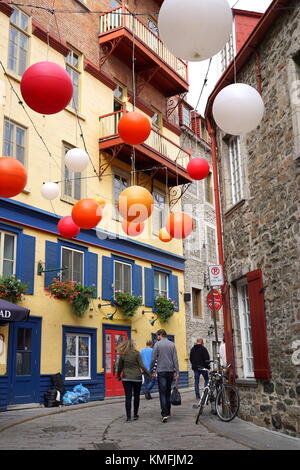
xmin=171 ymin=386 xmax=181 ymax=406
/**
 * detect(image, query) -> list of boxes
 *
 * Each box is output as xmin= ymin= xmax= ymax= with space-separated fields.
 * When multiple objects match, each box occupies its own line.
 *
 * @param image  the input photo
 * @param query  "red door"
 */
xmin=105 ymin=328 xmax=128 ymax=397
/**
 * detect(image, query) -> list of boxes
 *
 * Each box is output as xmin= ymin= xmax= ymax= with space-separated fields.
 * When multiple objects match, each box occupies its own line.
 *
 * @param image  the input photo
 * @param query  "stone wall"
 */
xmin=215 ymin=0 xmax=300 ymax=437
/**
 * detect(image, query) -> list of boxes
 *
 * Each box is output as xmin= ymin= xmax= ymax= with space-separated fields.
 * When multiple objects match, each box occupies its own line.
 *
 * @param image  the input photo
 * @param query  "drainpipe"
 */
xmin=206 ymin=117 xmax=236 ymax=384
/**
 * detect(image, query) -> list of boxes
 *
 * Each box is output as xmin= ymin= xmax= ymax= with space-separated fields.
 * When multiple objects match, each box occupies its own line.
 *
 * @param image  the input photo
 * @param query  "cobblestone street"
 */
xmin=1 ymin=390 xmax=300 ymax=451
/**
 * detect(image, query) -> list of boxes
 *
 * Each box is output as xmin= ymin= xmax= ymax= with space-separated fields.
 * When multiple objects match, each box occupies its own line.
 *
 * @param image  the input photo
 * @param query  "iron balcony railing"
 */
xmin=99 ymin=7 xmax=188 ymax=82
xmin=99 ymin=110 xmax=191 ymax=171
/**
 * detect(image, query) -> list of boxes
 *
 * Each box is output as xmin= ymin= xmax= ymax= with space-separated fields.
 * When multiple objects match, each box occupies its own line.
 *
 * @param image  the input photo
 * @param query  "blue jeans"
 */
xmin=157 ymin=372 xmax=174 ymax=417
xmin=143 ymin=374 xmax=156 ymax=393
xmin=194 ymin=369 xmax=209 ymax=397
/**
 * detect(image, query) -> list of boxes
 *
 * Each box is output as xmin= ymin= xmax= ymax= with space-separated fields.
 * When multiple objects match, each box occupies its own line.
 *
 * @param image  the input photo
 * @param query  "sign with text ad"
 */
xmin=208 ymin=265 xmax=224 ymax=287
xmin=207 ymin=289 xmax=222 ymax=312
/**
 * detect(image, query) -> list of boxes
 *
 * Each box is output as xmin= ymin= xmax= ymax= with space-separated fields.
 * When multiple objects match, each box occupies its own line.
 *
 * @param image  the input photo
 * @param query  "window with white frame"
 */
xmin=153 ymin=190 xmax=166 ymax=235
xmin=114 ymin=260 xmax=132 ymax=294
xmin=66 ymin=50 xmax=81 ymax=111
xmin=151 ymin=110 xmax=162 ymax=132
xmin=237 ymin=280 xmax=254 ymax=378
xmin=206 ymin=226 xmax=217 ymax=264
xmin=182 ymin=106 xmax=191 ymax=127
xmin=3 ymin=119 xmax=26 ymax=165
xmin=154 ymin=271 xmax=168 ymax=298
xmin=229 ymin=136 xmax=243 ymax=205
xmin=8 ymin=8 xmax=29 ymax=76
xmin=65 ymin=333 xmax=91 ymax=379
xmin=61 ymin=247 xmax=84 ymax=284
xmin=63 ymin=144 xmax=82 ymax=201
xmin=0 ymin=231 xmax=17 ymax=277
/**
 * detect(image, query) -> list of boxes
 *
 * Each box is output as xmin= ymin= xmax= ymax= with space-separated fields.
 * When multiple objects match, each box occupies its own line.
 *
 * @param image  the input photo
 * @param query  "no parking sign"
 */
xmin=208 ymin=265 xmax=224 ymax=287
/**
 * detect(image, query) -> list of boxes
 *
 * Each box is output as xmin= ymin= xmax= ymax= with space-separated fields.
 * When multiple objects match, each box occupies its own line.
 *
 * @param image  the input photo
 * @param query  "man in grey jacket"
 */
xmin=150 ymin=329 xmax=179 ymax=423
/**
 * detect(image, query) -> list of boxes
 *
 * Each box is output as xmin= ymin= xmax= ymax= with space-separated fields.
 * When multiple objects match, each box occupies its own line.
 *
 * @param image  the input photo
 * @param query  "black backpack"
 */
xmin=44 ymin=387 xmax=61 ymax=407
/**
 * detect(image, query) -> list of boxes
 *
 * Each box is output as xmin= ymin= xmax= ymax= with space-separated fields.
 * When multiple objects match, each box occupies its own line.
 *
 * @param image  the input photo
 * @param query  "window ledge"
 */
xmin=236 ymin=378 xmax=258 ymax=388
xmin=224 ymin=198 xmax=246 ymax=217
xmin=60 ymin=196 xmax=77 ymax=206
xmin=22 ymin=187 xmax=30 ymax=195
xmin=5 ymin=70 xmax=22 ymax=84
xmin=65 ymin=106 xmax=86 ymax=121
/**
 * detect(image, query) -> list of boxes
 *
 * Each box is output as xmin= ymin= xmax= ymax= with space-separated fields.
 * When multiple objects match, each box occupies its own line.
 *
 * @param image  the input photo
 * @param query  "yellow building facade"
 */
xmin=0 ymin=0 xmax=191 ymax=408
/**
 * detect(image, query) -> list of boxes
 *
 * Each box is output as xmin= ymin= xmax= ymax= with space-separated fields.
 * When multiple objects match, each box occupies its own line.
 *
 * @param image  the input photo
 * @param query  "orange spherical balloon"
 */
xmin=0 ymin=157 xmax=27 ymax=197
xmin=118 ymin=186 xmax=154 ymax=223
xmin=122 ymin=220 xmax=145 ymax=237
xmin=159 ymin=227 xmax=173 ymax=243
xmin=166 ymin=212 xmax=194 ymax=239
xmin=71 ymin=198 xmax=102 ymax=229
xmin=118 ymin=111 xmax=151 ymax=145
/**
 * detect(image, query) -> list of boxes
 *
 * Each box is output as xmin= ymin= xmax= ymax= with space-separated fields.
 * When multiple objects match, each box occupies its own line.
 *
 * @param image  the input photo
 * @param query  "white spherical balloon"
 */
xmin=65 ymin=148 xmax=89 ymax=172
xmin=41 ymin=182 xmax=60 ymax=200
xmin=212 ymin=83 xmax=265 ymax=135
xmin=158 ymin=0 xmax=233 ymax=61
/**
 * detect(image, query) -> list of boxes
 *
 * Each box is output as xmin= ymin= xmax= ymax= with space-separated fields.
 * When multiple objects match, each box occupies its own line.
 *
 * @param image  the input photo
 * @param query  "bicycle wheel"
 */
xmin=195 ymin=388 xmax=208 ymax=424
xmin=215 ymin=384 xmax=240 ymax=422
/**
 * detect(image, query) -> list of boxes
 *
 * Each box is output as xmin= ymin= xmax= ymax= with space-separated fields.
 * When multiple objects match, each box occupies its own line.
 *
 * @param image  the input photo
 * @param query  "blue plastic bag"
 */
xmin=73 ymin=384 xmax=90 ymax=403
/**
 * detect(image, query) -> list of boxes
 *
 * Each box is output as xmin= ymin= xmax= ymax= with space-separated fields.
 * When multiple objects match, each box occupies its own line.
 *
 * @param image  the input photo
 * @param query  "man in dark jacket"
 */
xmin=189 ymin=338 xmax=210 ymax=399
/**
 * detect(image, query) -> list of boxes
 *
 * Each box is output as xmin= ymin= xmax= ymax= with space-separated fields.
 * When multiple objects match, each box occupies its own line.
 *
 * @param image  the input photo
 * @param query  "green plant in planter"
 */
xmin=154 ymin=296 xmax=176 ymax=323
xmin=115 ymin=291 xmax=142 ymax=318
xmin=0 ymin=276 xmax=27 ymax=303
xmin=46 ymin=279 xmax=95 ymax=317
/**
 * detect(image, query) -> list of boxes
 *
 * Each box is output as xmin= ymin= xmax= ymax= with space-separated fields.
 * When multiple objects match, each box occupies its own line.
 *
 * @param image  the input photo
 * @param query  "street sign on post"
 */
xmin=207 ymin=289 xmax=222 ymax=311
xmin=208 ymin=265 xmax=224 ymax=287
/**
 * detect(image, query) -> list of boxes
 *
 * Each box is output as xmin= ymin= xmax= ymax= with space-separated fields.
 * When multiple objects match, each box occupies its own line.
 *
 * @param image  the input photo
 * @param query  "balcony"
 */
xmin=99 ymin=110 xmax=192 ymax=187
xmin=99 ymin=7 xmax=189 ymax=97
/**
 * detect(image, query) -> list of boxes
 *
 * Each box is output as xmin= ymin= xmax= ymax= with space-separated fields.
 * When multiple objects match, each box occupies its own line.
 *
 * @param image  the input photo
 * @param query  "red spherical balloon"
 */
xmin=72 ymin=199 xmax=102 ymax=229
xmin=57 ymin=216 xmax=80 ymax=239
xmin=122 ymin=220 xmax=145 ymax=237
xmin=0 ymin=157 xmax=27 ymax=197
xmin=118 ymin=186 xmax=153 ymax=223
xmin=20 ymin=61 xmax=73 ymax=114
xmin=187 ymin=158 xmax=210 ymax=180
xmin=166 ymin=212 xmax=194 ymax=239
xmin=118 ymin=111 xmax=151 ymax=145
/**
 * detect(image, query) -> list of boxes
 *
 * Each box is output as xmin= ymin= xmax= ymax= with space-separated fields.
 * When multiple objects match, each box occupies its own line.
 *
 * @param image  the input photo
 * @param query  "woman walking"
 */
xmin=117 ymin=339 xmax=152 ymax=422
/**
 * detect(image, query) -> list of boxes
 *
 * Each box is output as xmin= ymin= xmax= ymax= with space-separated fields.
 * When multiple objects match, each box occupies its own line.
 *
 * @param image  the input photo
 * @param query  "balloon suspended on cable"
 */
xmin=20 ymin=61 xmax=73 ymax=114
xmin=118 ymin=111 xmax=151 ymax=145
xmin=65 ymin=148 xmax=89 ymax=173
xmin=187 ymin=158 xmax=210 ymax=180
xmin=158 ymin=0 xmax=233 ymax=62
xmin=0 ymin=157 xmax=27 ymax=197
xmin=122 ymin=220 xmax=145 ymax=237
xmin=159 ymin=227 xmax=173 ymax=243
xmin=212 ymin=83 xmax=265 ymax=135
xmin=41 ymin=182 xmax=60 ymax=200
xmin=57 ymin=216 xmax=80 ymax=239
xmin=72 ymin=198 xmax=102 ymax=229
xmin=166 ymin=212 xmax=194 ymax=239
xmin=118 ymin=186 xmax=154 ymax=223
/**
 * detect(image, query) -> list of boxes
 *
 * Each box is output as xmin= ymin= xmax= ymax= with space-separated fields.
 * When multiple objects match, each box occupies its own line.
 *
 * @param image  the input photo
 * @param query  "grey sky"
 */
xmin=188 ymin=0 xmax=273 ymax=114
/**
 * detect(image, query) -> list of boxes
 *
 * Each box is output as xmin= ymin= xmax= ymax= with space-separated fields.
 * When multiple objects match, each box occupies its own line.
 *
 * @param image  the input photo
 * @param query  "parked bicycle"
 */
xmin=195 ymin=360 xmax=240 ymax=424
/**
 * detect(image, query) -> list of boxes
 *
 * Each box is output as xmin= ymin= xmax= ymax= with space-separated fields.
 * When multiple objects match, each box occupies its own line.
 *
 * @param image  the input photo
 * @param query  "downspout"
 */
xmin=206 ymin=117 xmax=236 ymax=384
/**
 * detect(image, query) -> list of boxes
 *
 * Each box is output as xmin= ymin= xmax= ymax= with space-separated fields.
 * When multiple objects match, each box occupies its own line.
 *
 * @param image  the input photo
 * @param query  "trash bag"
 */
xmin=62 ymin=391 xmax=80 ymax=406
xmin=44 ymin=387 xmax=61 ymax=407
xmin=51 ymin=373 xmax=65 ymax=396
xmin=73 ymin=384 xmax=90 ymax=403
xmin=170 ymin=386 xmax=181 ymax=406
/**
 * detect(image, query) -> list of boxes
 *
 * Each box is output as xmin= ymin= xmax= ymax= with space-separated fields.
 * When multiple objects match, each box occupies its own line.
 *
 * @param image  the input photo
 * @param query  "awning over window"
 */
xmin=0 ymin=299 xmax=30 ymax=322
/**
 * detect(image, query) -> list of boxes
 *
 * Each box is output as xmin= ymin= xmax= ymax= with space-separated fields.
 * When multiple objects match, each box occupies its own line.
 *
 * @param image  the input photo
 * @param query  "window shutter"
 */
xmin=86 ymin=252 xmax=98 ymax=298
xmin=144 ymin=267 xmax=154 ymax=308
xmin=101 ymin=256 xmax=113 ymax=301
xmin=44 ymin=241 xmax=60 ymax=288
xmin=19 ymin=234 xmax=36 ymax=295
xmin=247 ymin=269 xmax=271 ymax=379
xmin=132 ymin=264 xmax=142 ymax=300
xmin=170 ymin=274 xmax=179 ymax=311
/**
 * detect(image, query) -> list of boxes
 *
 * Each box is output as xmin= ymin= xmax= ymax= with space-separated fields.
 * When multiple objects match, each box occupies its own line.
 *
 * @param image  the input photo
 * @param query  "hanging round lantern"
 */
xmin=122 ymin=220 xmax=145 ymax=237
xmin=187 ymin=158 xmax=210 ymax=180
xmin=158 ymin=0 xmax=232 ymax=62
xmin=57 ymin=216 xmax=80 ymax=239
xmin=93 ymin=197 xmax=106 ymax=208
xmin=71 ymin=198 xmax=102 ymax=229
xmin=118 ymin=185 xmax=154 ymax=223
xmin=0 ymin=157 xmax=27 ymax=197
xmin=65 ymin=148 xmax=89 ymax=173
xmin=41 ymin=182 xmax=60 ymax=200
xmin=118 ymin=111 xmax=151 ymax=145
xmin=212 ymin=83 xmax=265 ymax=135
xmin=158 ymin=227 xmax=173 ymax=243
xmin=166 ymin=212 xmax=194 ymax=239
xmin=20 ymin=61 xmax=73 ymax=114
